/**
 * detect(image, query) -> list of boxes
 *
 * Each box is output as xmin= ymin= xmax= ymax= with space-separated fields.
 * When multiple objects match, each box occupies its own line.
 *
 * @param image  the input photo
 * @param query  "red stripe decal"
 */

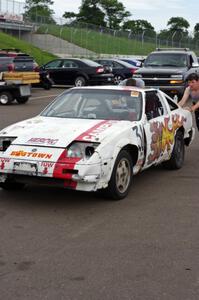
xmin=76 ymin=120 xmax=118 ymax=141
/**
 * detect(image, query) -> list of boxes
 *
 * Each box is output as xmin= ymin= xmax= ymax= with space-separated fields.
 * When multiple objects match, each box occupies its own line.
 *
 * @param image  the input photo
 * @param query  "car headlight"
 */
xmin=66 ymin=142 xmax=100 ymax=159
xmin=170 ymin=75 xmax=183 ymax=79
xmin=0 ymin=137 xmax=17 ymax=152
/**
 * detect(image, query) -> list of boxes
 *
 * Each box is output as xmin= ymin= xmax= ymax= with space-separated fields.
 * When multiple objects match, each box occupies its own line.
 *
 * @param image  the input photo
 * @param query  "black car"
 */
xmin=94 ymin=58 xmax=137 ymax=84
xmin=40 ymin=58 xmax=114 ymax=87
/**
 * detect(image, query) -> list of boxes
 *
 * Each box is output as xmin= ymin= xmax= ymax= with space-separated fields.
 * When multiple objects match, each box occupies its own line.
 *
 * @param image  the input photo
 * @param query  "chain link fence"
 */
xmin=27 ymin=15 xmax=199 ymax=57
xmin=0 ymin=0 xmax=198 ymax=57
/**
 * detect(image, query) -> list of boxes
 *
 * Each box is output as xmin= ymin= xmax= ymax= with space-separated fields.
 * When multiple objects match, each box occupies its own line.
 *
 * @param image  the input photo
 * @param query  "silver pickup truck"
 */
xmin=133 ymin=48 xmax=199 ymax=101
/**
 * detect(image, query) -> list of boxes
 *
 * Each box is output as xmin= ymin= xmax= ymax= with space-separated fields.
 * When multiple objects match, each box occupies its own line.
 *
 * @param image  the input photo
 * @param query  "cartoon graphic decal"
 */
xmin=147 ymin=114 xmax=186 ymax=164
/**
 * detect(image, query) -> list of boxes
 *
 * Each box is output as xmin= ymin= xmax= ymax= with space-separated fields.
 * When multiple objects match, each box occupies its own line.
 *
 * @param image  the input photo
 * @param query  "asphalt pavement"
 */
xmin=0 ymin=87 xmax=199 ymax=300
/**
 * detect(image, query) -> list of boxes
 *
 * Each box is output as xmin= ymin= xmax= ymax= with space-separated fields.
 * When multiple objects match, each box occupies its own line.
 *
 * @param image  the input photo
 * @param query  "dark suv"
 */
xmin=0 ymin=56 xmax=39 ymax=72
xmin=0 ymin=52 xmax=52 ymax=90
xmin=133 ymin=48 xmax=199 ymax=99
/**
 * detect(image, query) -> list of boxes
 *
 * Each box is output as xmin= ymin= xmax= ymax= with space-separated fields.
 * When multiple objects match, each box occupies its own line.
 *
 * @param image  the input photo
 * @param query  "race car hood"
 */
xmin=1 ymin=116 xmax=131 ymax=147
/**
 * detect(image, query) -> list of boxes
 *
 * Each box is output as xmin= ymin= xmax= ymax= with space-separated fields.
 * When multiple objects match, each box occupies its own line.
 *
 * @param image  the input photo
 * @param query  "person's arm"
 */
xmin=178 ymin=87 xmax=190 ymax=107
xmin=191 ymin=102 xmax=199 ymax=112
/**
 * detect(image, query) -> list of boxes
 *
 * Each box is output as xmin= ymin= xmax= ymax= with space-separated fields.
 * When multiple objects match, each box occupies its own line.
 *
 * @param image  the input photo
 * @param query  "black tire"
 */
xmin=0 ymin=179 xmax=25 ymax=190
xmin=163 ymin=131 xmax=185 ymax=169
xmin=42 ymin=81 xmax=52 ymax=90
xmin=74 ymin=76 xmax=86 ymax=87
xmin=16 ymin=97 xmax=29 ymax=104
xmin=0 ymin=91 xmax=13 ymax=105
xmin=114 ymin=75 xmax=124 ymax=85
xmin=105 ymin=150 xmax=133 ymax=200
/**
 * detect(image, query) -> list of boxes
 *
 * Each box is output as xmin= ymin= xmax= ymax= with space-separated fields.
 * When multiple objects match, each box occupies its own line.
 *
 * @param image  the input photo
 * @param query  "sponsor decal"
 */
xmin=0 ymin=158 xmax=10 ymax=170
xmin=76 ymin=120 xmax=118 ymax=141
xmin=10 ymin=150 xmax=52 ymax=159
xmin=27 ymin=138 xmax=59 ymax=145
xmin=40 ymin=162 xmax=54 ymax=174
xmin=147 ymin=114 xmax=186 ymax=164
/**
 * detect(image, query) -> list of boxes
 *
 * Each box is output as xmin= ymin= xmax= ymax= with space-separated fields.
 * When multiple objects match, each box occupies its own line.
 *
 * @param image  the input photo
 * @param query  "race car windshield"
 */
xmin=41 ymin=89 xmax=143 ymax=121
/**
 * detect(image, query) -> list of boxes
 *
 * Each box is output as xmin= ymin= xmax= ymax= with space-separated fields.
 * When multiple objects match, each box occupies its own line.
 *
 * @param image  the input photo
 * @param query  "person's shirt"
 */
xmin=188 ymin=86 xmax=199 ymax=103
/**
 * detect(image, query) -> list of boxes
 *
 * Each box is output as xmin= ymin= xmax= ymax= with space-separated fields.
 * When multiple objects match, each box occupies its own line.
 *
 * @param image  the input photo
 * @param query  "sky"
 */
xmin=50 ymin=0 xmax=198 ymax=34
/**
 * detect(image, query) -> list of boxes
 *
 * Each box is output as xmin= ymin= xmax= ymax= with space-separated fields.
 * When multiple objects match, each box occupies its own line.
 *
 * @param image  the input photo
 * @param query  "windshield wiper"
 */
xmin=145 ymin=63 xmax=160 ymax=67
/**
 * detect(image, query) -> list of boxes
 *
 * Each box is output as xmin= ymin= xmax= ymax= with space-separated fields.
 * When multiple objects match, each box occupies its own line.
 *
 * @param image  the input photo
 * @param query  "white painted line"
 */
xmin=30 ymin=94 xmax=60 ymax=100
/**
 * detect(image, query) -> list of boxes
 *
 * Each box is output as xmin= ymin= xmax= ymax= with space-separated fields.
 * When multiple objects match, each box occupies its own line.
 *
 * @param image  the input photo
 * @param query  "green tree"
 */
xmin=62 ymin=12 xmax=77 ymax=19
xmin=24 ymin=0 xmax=55 ymax=23
xmin=100 ymin=0 xmax=131 ymax=29
xmin=123 ymin=19 xmax=156 ymax=37
xmin=193 ymin=23 xmax=199 ymax=41
xmin=167 ymin=17 xmax=189 ymax=41
xmin=77 ymin=0 xmax=106 ymax=27
xmin=64 ymin=0 xmax=131 ymax=29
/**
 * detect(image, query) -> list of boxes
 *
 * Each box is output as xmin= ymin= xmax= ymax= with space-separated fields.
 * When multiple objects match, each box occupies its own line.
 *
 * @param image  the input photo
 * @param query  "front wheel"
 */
xmin=163 ymin=131 xmax=185 ymax=169
xmin=74 ymin=76 xmax=86 ymax=87
xmin=105 ymin=150 xmax=133 ymax=200
xmin=0 ymin=91 xmax=13 ymax=105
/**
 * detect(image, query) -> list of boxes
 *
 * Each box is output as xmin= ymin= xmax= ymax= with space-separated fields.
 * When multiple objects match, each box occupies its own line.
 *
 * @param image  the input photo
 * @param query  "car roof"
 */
xmin=69 ymin=85 xmax=155 ymax=93
xmin=95 ymin=58 xmax=135 ymax=67
xmin=150 ymin=50 xmax=191 ymax=55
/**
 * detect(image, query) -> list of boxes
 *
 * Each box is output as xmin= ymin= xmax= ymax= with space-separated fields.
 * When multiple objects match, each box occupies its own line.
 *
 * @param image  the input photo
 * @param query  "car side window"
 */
xmin=63 ymin=60 xmax=78 ymax=68
xmin=164 ymin=95 xmax=178 ymax=111
xmin=45 ymin=60 xmax=62 ymax=69
xmin=145 ymin=91 xmax=165 ymax=120
xmin=112 ymin=62 xmax=123 ymax=69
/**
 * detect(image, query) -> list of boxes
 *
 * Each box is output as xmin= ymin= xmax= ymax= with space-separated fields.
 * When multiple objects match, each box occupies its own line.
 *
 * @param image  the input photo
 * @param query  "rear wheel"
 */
xmin=105 ymin=150 xmax=133 ymax=200
xmin=114 ymin=75 xmax=124 ymax=85
xmin=0 ymin=91 xmax=13 ymax=105
xmin=74 ymin=76 xmax=86 ymax=87
xmin=16 ymin=96 xmax=29 ymax=104
xmin=163 ymin=131 xmax=185 ymax=169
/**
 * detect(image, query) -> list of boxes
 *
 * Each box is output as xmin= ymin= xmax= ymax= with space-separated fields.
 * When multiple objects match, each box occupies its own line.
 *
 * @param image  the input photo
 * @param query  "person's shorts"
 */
xmin=195 ymin=109 xmax=199 ymax=131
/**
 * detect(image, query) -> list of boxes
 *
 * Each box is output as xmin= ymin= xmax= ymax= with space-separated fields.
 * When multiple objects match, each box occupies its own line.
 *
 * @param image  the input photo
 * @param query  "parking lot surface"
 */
xmin=0 ymin=87 xmax=199 ymax=300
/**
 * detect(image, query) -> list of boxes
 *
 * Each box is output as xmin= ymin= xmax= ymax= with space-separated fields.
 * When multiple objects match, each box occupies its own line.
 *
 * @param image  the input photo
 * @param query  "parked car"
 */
xmin=0 ymin=86 xmax=194 ymax=200
xmin=0 ymin=55 xmax=52 ymax=89
xmin=120 ymin=58 xmax=142 ymax=67
xmin=0 ymin=56 xmax=39 ymax=72
xmin=39 ymin=58 xmax=114 ymax=86
xmin=94 ymin=58 xmax=138 ymax=84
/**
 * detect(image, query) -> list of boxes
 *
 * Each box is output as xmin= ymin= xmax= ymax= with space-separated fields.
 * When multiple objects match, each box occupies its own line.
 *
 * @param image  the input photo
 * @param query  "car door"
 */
xmin=143 ymin=90 xmax=173 ymax=168
xmin=43 ymin=59 xmax=63 ymax=84
xmin=60 ymin=60 xmax=80 ymax=85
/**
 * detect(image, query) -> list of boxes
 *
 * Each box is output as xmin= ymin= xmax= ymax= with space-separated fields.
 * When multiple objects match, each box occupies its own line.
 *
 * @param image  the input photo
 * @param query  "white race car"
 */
xmin=0 ymin=86 xmax=195 ymax=200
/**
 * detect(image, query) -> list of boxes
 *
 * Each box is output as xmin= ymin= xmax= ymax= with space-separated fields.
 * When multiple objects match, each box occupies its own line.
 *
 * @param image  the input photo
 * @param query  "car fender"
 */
xmin=98 ymin=133 xmax=142 ymax=184
xmin=76 ymin=72 xmax=89 ymax=81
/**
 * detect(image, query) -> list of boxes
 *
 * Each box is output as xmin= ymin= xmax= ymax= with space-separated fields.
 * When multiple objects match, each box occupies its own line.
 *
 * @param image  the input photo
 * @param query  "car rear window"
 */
xmin=81 ymin=59 xmax=101 ymax=67
xmin=13 ymin=56 xmax=34 ymax=62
